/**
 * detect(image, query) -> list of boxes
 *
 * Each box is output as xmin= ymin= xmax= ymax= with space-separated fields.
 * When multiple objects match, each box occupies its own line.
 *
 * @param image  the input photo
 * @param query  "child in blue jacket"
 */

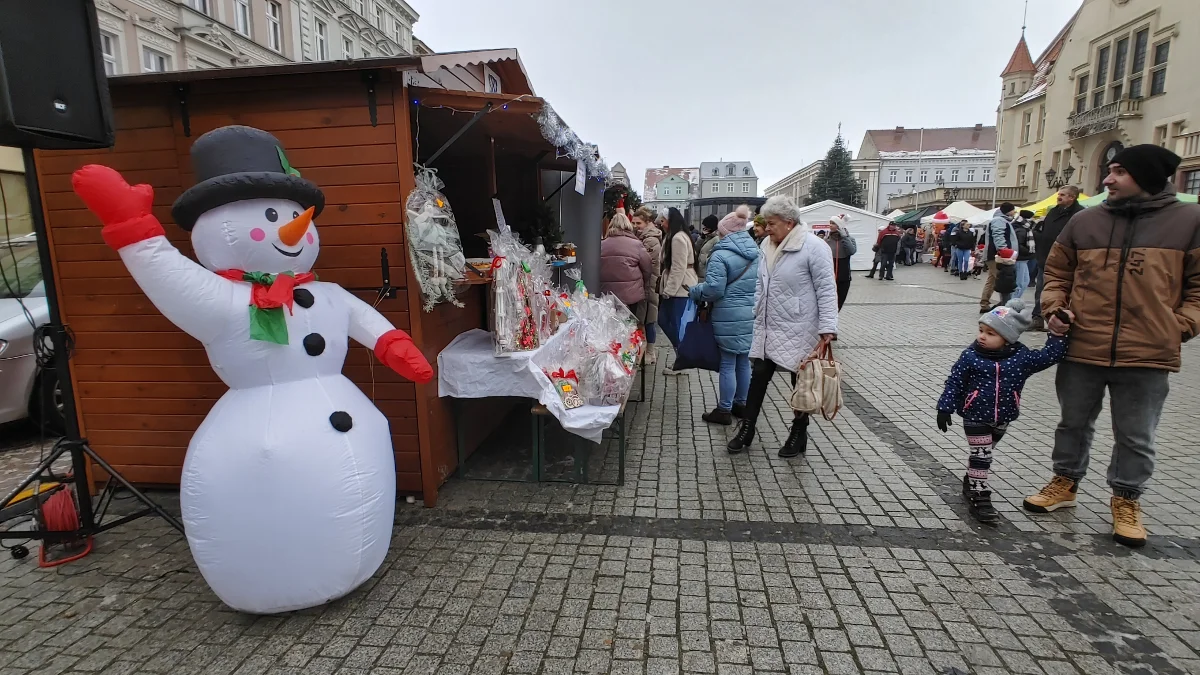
xmin=937 ymin=298 xmax=1069 ymax=524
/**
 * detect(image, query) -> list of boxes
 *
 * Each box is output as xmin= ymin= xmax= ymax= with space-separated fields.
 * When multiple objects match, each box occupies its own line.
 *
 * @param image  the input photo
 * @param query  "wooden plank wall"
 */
xmin=35 ymin=71 xmax=424 ymax=496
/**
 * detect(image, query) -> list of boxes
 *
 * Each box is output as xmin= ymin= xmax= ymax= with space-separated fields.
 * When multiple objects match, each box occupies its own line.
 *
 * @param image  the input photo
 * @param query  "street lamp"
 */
xmin=1045 ymin=164 xmax=1075 ymax=189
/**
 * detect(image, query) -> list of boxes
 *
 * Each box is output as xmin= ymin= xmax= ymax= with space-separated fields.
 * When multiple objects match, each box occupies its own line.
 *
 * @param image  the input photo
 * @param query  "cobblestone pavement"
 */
xmin=1 ymin=264 xmax=1199 ymax=674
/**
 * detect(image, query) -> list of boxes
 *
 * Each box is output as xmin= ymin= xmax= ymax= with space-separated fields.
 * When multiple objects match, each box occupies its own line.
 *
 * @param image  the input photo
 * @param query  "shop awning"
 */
xmin=1022 ymin=191 xmax=1092 ymax=217
xmin=893 ymin=206 xmax=938 ymax=224
xmin=1078 ymin=191 xmax=1197 ymax=208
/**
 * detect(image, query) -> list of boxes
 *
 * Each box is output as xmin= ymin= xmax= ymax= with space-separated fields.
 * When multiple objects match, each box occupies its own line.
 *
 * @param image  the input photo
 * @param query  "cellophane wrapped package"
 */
xmin=405 ymin=166 xmax=467 ymax=312
xmin=490 ymin=229 xmax=545 ymax=355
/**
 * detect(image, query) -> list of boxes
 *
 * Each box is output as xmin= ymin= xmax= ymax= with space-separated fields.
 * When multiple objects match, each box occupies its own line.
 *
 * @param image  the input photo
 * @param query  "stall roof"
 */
xmin=893 ymin=206 xmax=938 ymax=224
xmin=107 ymin=48 xmax=535 ymax=96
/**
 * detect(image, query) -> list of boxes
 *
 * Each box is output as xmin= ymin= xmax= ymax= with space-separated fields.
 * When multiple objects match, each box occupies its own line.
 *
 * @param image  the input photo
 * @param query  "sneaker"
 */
xmin=702 ymin=409 xmax=733 ymax=426
xmin=778 ymin=416 xmax=809 ymax=458
xmin=727 ymin=420 xmax=755 ymax=454
xmin=731 ymin=402 xmax=747 ymax=419
xmin=1023 ymin=476 xmax=1078 ymax=513
xmin=1110 ymin=496 xmax=1147 ymax=548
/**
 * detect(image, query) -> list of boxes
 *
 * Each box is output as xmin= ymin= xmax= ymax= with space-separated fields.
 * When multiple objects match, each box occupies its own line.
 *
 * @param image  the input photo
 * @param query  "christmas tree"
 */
xmin=603 ymin=184 xmax=642 ymax=217
xmin=808 ymin=128 xmax=864 ymax=208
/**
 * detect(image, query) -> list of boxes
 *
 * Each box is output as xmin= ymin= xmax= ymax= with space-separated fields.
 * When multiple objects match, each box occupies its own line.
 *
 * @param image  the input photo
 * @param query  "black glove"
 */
xmin=937 ymin=411 xmax=952 ymax=433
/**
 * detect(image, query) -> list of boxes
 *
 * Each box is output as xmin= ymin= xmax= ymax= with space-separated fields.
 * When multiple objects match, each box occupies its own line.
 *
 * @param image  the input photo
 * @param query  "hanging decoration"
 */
xmin=535 ymin=103 xmax=610 ymax=183
xmin=404 ymin=164 xmax=468 ymax=312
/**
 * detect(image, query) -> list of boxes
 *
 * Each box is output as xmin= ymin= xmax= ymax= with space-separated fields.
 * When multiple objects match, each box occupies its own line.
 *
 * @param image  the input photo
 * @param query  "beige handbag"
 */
xmin=789 ymin=342 xmax=843 ymax=420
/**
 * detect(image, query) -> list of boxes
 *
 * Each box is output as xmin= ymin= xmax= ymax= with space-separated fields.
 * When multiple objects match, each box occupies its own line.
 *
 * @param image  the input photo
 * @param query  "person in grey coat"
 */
xmin=826 ymin=214 xmax=858 ymax=310
xmin=728 ymin=196 xmax=838 ymax=459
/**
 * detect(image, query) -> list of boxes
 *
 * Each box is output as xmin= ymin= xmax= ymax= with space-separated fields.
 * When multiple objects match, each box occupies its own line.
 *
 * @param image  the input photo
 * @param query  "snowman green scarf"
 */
xmin=218 ymin=269 xmax=317 ymax=344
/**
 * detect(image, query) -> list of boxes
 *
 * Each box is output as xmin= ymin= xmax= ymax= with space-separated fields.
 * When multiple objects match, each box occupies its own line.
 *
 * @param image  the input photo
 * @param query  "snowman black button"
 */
xmin=329 ymin=411 xmax=353 ymax=432
xmin=293 ymin=288 xmax=314 ymax=308
xmin=303 ymin=333 xmax=325 ymax=356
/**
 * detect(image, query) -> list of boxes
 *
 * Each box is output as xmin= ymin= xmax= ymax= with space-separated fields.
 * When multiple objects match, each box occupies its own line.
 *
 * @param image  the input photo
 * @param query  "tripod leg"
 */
xmin=82 ymin=447 xmax=186 ymax=534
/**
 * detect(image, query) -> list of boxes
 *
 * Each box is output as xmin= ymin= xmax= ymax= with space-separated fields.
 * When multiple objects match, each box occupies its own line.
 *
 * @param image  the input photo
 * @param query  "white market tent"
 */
xmin=798 ymin=200 xmax=891 ymax=270
xmin=920 ymin=200 xmax=988 ymax=225
xmin=968 ymin=207 xmax=1000 ymax=226
xmin=884 ymin=209 xmax=906 ymax=219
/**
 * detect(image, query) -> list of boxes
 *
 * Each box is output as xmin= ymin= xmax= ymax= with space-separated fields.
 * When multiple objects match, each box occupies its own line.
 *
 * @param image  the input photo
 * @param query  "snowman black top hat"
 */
xmin=171 ymin=125 xmax=325 ymax=231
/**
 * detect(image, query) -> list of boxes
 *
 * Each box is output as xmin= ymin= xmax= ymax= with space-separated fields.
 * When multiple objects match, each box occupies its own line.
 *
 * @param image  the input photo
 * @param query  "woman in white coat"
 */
xmin=657 ymin=207 xmax=699 ymax=374
xmin=728 ymin=195 xmax=838 ymax=458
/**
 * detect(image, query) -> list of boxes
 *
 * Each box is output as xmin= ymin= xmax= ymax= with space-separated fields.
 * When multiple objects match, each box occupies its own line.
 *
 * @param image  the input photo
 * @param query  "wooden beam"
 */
xmin=410 ymin=87 xmax=543 ymax=115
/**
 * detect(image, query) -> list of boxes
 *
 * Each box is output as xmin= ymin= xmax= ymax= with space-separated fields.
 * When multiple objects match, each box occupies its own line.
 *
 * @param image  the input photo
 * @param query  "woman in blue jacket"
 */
xmin=690 ymin=205 xmax=760 ymax=425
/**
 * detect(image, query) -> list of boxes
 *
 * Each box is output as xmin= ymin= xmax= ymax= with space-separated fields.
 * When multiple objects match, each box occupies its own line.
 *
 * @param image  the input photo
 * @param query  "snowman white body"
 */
xmin=116 ymin=198 xmax=398 ymax=614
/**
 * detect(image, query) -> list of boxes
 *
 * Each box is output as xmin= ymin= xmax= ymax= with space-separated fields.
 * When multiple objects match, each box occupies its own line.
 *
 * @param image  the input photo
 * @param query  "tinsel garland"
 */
xmin=535 ymin=103 xmax=610 ymax=183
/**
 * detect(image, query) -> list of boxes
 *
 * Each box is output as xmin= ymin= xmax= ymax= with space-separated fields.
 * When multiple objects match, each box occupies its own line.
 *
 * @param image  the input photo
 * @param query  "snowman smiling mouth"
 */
xmin=270 ymin=206 xmax=315 ymax=258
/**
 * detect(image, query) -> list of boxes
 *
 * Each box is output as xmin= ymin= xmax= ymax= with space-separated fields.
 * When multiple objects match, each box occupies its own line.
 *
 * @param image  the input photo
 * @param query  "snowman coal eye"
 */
xmin=265 ymin=208 xmax=278 ymax=222
xmin=293 ymin=211 xmax=299 ymax=219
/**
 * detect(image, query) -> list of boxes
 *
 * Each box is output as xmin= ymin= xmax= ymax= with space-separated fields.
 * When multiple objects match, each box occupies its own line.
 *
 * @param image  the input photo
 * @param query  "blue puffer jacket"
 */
xmin=689 ymin=230 xmax=760 ymax=354
xmin=937 ymin=334 xmax=1068 ymax=425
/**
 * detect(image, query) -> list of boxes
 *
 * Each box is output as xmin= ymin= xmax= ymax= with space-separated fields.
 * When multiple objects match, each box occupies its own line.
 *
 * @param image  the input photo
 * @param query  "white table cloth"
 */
xmin=437 ymin=327 xmax=621 ymax=443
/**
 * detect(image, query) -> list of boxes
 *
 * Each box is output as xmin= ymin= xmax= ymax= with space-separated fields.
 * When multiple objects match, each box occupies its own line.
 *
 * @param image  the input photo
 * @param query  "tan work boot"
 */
xmin=1111 ymin=496 xmax=1147 ymax=548
xmin=1022 ymin=475 xmax=1078 ymax=512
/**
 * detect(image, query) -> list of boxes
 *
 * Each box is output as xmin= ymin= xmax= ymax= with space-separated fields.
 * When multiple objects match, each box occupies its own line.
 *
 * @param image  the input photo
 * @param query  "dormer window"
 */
xmin=712 ymin=168 xmax=718 ymax=176
xmin=726 ymin=163 xmax=735 ymax=176
xmin=743 ymin=167 xmax=750 ymax=176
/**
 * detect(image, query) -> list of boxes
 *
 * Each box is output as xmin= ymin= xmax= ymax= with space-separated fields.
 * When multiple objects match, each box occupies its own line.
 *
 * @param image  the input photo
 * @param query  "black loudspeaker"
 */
xmin=0 ymin=0 xmax=114 ymax=149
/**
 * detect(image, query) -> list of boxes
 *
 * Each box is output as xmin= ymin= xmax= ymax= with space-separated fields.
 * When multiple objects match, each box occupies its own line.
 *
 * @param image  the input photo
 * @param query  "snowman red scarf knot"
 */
xmin=69 ymin=124 xmax=432 ymax=615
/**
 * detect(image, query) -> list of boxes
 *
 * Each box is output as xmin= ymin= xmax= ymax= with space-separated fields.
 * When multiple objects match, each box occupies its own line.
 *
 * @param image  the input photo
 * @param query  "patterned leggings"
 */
xmin=964 ymin=422 xmax=1008 ymax=492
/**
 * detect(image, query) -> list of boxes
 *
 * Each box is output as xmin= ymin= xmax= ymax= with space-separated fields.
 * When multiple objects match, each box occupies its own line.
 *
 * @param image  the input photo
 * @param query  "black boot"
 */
xmin=963 ymin=476 xmax=999 ymax=524
xmin=731 ymin=402 xmax=747 ymax=418
xmin=702 ymin=408 xmax=733 ymax=425
xmin=727 ymin=420 xmax=755 ymax=454
xmin=778 ymin=416 xmax=809 ymax=458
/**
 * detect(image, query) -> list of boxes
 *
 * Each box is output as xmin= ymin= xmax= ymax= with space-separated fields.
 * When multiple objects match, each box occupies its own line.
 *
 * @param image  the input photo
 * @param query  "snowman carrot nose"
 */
xmin=278 ymin=207 xmax=314 ymax=247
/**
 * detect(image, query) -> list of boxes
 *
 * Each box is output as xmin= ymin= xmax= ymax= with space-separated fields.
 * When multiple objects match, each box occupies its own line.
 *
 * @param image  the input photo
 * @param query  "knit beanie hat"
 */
xmin=829 ymin=214 xmax=850 ymax=230
xmin=980 ymin=298 xmax=1033 ymax=344
xmin=718 ymin=204 xmax=751 ymax=237
xmin=701 ymin=214 xmax=719 ymax=234
xmin=1109 ymin=144 xmax=1182 ymax=194
xmin=1019 ymin=209 xmax=1035 ymax=220
xmin=995 ymin=248 xmax=1017 ymax=265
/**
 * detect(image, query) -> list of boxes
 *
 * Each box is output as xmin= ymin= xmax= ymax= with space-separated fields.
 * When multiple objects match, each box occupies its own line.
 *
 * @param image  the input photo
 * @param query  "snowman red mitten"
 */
xmin=71 ymin=164 xmax=165 ymax=250
xmin=374 ymin=329 xmax=434 ymax=384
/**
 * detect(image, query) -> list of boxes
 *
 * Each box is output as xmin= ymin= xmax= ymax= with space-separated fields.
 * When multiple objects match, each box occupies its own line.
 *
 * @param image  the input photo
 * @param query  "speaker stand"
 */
xmin=0 ymin=148 xmax=184 ymax=557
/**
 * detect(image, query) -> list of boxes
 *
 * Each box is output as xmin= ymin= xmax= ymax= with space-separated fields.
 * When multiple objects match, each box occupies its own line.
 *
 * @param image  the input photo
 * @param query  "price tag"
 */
xmin=575 ymin=159 xmax=587 ymax=195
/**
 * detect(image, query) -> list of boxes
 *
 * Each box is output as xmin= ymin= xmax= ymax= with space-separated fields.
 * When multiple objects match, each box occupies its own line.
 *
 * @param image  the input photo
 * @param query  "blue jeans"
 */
xmin=1013 ymin=259 xmax=1037 ymax=298
xmin=718 ymin=349 xmax=751 ymax=412
xmin=645 ymin=322 xmax=656 ymax=344
xmin=952 ymin=248 xmax=971 ymax=274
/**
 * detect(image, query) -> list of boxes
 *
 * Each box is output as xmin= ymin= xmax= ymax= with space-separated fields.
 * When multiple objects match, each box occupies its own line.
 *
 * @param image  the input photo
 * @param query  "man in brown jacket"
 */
xmin=1026 ymin=144 xmax=1200 ymax=548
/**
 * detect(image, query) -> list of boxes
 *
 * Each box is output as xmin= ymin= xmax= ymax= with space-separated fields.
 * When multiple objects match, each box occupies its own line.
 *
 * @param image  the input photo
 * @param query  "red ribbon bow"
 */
xmin=217 ymin=269 xmax=316 ymax=314
xmin=491 ymin=256 xmax=505 ymax=270
xmin=550 ymin=368 xmax=578 ymax=381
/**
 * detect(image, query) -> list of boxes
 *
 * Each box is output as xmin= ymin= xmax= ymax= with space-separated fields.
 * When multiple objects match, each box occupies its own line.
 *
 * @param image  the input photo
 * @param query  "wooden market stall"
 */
xmin=32 ymin=51 xmax=605 ymax=506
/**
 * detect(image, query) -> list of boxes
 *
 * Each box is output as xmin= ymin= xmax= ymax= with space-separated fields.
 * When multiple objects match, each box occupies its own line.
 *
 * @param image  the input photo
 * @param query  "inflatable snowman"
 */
xmin=71 ymin=125 xmax=433 ymax=614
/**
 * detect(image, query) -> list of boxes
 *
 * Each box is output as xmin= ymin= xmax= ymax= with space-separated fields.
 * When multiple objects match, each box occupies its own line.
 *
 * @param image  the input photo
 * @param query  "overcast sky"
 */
xmin=413 ymin=0 xmax=1082 ymax=194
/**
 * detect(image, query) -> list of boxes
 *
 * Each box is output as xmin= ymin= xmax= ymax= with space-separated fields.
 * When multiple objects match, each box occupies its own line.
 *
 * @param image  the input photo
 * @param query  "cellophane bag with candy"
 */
xmin=532 ymin=321 xmax=588 ymax=409
xmin=489 ymin=229 xmax=543 ymax=355
xmin=405 ymin=166 xmax=467 ymax=312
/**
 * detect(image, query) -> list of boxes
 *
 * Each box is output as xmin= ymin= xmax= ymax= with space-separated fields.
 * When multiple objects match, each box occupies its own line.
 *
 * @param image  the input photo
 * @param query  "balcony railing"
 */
xmin=1175 ymin=131 xmax=1200 ymax=160
xmin=887 ymin=186 xmax=1028 ymax=211
xmin=1066 ymin=99 xmax=1142 ymax=140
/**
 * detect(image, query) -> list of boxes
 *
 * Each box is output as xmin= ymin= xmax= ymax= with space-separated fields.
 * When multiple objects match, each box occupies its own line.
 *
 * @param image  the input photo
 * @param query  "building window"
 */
xmin=1131 ymin=28 xmax=1149 ymax=75
xmin=141 ymin=46 xmax=170 ymax=73
xmin=710 ymin=183 xmax=718 ymax=194
xmin=1032 ymin=160 xmax=1041 ymax=190
xmin=1154 ymin=125 xmax=1168 ymax=147
xmin=743 ymin=167 xmax=750 ymax=176
xmin=888 ymin=169 xmax=898 ymax=183
xmin=391 ymin=16 xmax=402 ymax=42
xmin=100 ymin=32 xmax=119 ymax=75
xmin=187 ymin=0 xmax=209 ymax=15
xmin=1017 ymin=164 xmax=1026 ymax=186
xmin=711 ymin=168 xmax=718 ymax=176
xmin=741 ymin=182 xmax=749 ymax=193
xmin=315 ymin=19 xmax=328 ymax=60
xmin=726 ymin=182 xmax=734 ymax=192
xmin=266 ymin=1 xmax=282 ymax=52
xmin=966 ymin=168 xmax=975 ymax=182
xmin=354 ymin=0 xmax=365 ymax=14
xmin=904 ymin=169 xmax=913 ymax=183
xmin=234 ymin=0 xmax=251 ymax=36
xmin=1150 ymin=41 xmax=1168 ymax=96
xmin=361 ymin=46 xmax=371 ymax=58
xmin=1184 ymin=170 xmax=1200 ymax=196
xmin=1021 ymin=110 xmax=1032 ymax=144
xmin=1111 ymin=84 xmax=1123 ymax=103
xmin=919 ymin=169 xmax=927 ymax=183
xmin=1095 ymin=45 xmax=1110 ymax=87
xmin=726 ymin=164 xmax=735 ymax=176
xmin=982 ymin=168 xmax=992 ymax=183
xmin=951 ymin=169 xmax=959 ymax=182
xmin=1113 ymin=36 xmax=1128 ymax=81
xmin=1037 ymin=104 xmax=1046 ymax=141
xmin=675 ymin=186 xmax=682 ymax=195
xmin=1075 ymin=73 xmax=1088 ymax=113
xmin=375 ymin=6 xmax=384 ymax=28
xmin=343 ymin=37 xmax=353 ymax=60
xmin=935 ymin=169 xmax=943 ymax=182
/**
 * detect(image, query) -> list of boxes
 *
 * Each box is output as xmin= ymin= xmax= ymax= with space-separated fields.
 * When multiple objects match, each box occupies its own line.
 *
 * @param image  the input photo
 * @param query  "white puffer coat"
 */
xmin=750 ymin=226 xmax=839 ymax=371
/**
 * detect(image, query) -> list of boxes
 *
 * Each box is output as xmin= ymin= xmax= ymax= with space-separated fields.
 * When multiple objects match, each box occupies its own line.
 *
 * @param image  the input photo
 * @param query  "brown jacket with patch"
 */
xmin=1041 ymin=188 xmax=1200 ymax=372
